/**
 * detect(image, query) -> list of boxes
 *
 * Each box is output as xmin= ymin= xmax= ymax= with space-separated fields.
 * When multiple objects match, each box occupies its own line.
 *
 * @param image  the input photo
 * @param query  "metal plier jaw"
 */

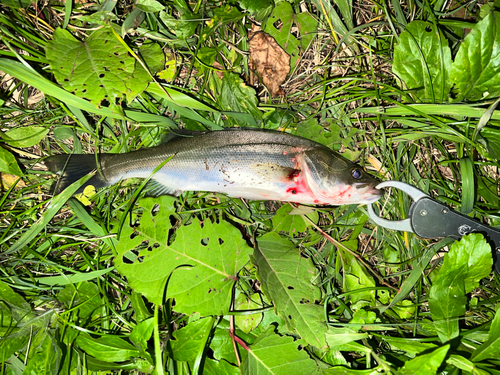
xmin=367 ymin=181 xmax=500 ymax=275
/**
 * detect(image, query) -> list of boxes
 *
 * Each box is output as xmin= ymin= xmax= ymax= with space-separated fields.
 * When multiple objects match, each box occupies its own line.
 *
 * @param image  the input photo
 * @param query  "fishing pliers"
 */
xmin=367 ymin=181 xmax=500 ymax=275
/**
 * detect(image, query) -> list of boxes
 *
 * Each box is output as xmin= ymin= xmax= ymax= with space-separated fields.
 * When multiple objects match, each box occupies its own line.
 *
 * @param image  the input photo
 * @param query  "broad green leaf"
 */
xmin=448 ymin=354 xmax=491 ymax=375
xmin=3 ymin=126 xmax=49 ymax=147
xmin=201 ymin=6 xmax=244 ymax=40
xmin=340 ymin=240 xmax=376 ymax=307
xmin=171 ymin=317 xmax=215 ymax=362
xmin=210 ymin=324 xmax=239 ymax=365
xmin=23 ymin=333 xmax=61 ymax=375
xmin=0 ymin=146 xmax=23 ymax=176
xmin=139 ymin=41 xmax=164 ymax=76
xmin=429 ymin=234 xmax=492 ymax=343
xmin=471 ymin=307 xmax=500 ymax=361
xmin=324 ymin=366 xmax=384 ymax=374
xmin=252 ymin=232 xmax=327 ymax=347
xmin=219 ymin=73 xmax=261 ymax=127
xmin=238 ymin=0 xmax=273 ymax=14
xmin=234 ymin=293 xmax=263 ymax=334
xmin=114 ymin=196 xmax=253 ymax=315
xmin=295 ymin=118 xmax=340 ymax=148
xmin=241 ymin=327 xmax=319 ymax=375
xmin=130 ymin=317 xmax=154 ymax=355
xmin=203 ymin=358 xmax=239 ymax=375
xmin=396 ymin=345 xmax=449 ymax=374
xmin=76 ymin=333 xmax=140 ymax=362
xmin=393 ymin=21 xmax=452 ymax=103
xmin=57 ymin=282 xmax=102 ymax=321
xmin=451 ymin=12 xmax=500 ymax=101
xmin=0 ymin=331 xmax=30 ymax=363
xmin=264 ymin=2 xmax=318 ymax=70
xmin=46 ymin=27 xmax=150 ymax=113
xmin=159 ymin=11 xmax=199 ymax=40
xmin=272 ymin=204 xmax=307 ymax=235
xmin=0 ymin=280 xmax=33 ymax=333
xmin=481 ymin=126 xmax=500 ymax=159
xmin=135 ymin=0 xmax=164 ymax=13
xmin=325 ymin=327 xmax=368 ymax=348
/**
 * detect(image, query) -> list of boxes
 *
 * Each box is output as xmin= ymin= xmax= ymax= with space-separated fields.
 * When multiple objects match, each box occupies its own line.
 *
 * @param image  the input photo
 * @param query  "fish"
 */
xmin=44 ymin=128 xmax=383 ymax=205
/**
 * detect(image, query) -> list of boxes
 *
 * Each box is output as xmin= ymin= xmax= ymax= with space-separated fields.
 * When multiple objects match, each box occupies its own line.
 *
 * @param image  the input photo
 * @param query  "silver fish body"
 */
xmin=45 ymin=129 xmax=382 ymax=205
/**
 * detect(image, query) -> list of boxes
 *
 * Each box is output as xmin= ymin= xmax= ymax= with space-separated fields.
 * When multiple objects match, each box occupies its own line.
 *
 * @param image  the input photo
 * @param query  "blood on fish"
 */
xmin=287 ymin=169 xmax=301 ymax=181
xmin=286 ymin=187 xmax=298 ymax=194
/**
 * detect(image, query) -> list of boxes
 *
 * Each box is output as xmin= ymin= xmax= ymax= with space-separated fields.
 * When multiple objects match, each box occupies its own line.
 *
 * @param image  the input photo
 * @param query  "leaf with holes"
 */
xmin=263 ymin=2 xmax=317 ymax=70
xmin=251 ymin=232 xmax=327 ymax=348
xmin=241 ymin=327 xmax=319 ymax=374
xmin=46 ymin=27 xmax=152 ymax=114
xmin=114 ymin=196 xmax=253 ymax=315
xmin=219 ymin=73 xmax=262 ymax=126
xmin=393 ymin=21 xmax=452 ymax=103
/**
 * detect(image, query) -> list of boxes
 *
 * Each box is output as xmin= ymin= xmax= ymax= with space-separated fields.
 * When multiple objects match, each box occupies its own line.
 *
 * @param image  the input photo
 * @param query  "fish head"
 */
xmin=301 ymin=149 xmax=383 ymax=205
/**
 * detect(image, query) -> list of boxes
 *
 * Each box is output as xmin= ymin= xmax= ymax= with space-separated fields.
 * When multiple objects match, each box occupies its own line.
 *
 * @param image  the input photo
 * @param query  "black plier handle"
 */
xmin=367 ymin=181 xmax=500 ymax=275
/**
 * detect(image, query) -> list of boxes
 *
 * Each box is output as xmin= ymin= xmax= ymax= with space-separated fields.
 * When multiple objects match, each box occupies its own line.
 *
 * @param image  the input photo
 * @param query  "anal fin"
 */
xmin=144 ymin=179 xmax=182 ymax=197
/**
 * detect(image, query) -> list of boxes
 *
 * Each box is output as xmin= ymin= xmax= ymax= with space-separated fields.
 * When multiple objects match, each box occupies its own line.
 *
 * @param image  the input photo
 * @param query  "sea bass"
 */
xmin=45 ymin=128 xmax=382 ymax=205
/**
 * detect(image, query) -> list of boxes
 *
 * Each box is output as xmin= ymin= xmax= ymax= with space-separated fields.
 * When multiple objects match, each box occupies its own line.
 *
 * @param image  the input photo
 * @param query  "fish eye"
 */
xmin=351 ymin=168 xmax=363 ymax=179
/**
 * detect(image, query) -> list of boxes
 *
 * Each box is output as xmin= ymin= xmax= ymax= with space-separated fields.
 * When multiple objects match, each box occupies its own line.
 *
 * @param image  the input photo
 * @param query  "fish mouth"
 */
xmin=354 ymin=182 xmax=385 ymax=203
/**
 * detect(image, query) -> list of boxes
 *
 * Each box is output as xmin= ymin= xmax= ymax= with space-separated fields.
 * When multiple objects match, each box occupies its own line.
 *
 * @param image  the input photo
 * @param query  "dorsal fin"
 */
xmin=160 ymin=129 xmax=208 ymax=144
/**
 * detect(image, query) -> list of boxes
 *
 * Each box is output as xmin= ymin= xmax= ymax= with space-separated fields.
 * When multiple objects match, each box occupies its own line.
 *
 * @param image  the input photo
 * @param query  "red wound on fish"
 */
xmin=287 ymin=187 xmax=298 ymax=194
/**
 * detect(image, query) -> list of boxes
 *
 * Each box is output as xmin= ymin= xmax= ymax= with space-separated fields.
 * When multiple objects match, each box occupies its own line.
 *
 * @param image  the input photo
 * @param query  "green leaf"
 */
xmin=393 ymin=21 xmax=452 ymax=103
xmin=272 ymin=205 xmax=307 ymax=235
xmin=135 ymin=0 xmax=164 ymax=13
xmin=0 ymin=280 xmax=33 ymax=327
xmin=448 ymin=354 xmax=491 ymax=374
xmin=130 ymin=317 xmax=154 ymax=356
xmin=139 ymin=42 xmax=164 ymax=76
xmin=340 ymin=240 xmax=376 ymax=307
xmin=76 ymin=333 xmax=140 ymax=362
xmin=451 ymin=12 xmax=500 ymax=101
xmin=114 ymin=196 xmax=253 ymax=315
xmin=3 ymin=126 xmax=49 ymax=147
xmin=237 ymin=0 xmax=273 ymax=14
xmin=471 ymin=307 xmax=500 ymax=362
xmin=234 ymin=293 xmax=263 ymax=334
xmin=171 ymin=317 xmax=215 ymax=362
xmin=295 ymin=118 xmax=340 ymax=148
xmin=23 ymin=333 xmax=61 ymax=375
xmin=57 ymin=282 xmax=102 ymax=321
xmin=159 ymin=11 xmax=199 ymax=40
xmin=203 ymin=358 xmax=240 ymax=375
xmin=325 ymin=327 xmax=368 ymax=349
xmin=252 ymin=232 xmax=327 ymax=347
xmin=46 ymin=27 xmax=150 ymax=113
xmin=428 ymin=234 xmax=492 ymax=343
xmin=383 ymin=336 xmax=437 ymax=358
xmin=241 ymin=327 xmax=319 ymax=374
xmin=396 ymin=344 xmax=449 ymax=374
xmin=201 ymin=6 xmax=244 ymax=40
xmin=219 ymin=73 xmax=261 ymax=127
xmin=0 ymin=146 xmax=23 ymax=176
xmin=263 ymin=2 xmax=318 ymax=70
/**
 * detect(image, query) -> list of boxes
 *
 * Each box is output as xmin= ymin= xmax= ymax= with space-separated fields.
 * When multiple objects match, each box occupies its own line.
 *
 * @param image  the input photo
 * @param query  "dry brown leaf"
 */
xmin=249 ymin=27 xmax=290 ymax=97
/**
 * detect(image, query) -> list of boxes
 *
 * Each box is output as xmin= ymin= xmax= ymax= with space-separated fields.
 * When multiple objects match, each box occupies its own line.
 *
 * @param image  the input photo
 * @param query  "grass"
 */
xmin=1 ymin=0 xmax=500 ymax=374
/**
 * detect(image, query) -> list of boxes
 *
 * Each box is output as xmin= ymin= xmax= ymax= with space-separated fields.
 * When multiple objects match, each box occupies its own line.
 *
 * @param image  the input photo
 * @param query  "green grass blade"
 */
xmin=35 ymin=267 xmax=114 ymax=286
xmin=5 ymin=173 xmax=93 ymax=255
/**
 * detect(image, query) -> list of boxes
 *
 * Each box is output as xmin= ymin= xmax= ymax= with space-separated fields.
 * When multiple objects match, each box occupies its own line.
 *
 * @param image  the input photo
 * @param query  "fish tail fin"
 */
xmin=44 ymin=154 xmax=109 ymax=195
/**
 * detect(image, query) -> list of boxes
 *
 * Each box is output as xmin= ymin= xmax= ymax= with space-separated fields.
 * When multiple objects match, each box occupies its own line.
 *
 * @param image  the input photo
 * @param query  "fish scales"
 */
xmin=45 ymin=129 xmax=382 ymax=205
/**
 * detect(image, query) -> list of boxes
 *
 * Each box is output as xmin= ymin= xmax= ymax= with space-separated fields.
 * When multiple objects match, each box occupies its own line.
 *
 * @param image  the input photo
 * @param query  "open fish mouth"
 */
xmin=354 ymin=182 xmax=385 ymax=203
